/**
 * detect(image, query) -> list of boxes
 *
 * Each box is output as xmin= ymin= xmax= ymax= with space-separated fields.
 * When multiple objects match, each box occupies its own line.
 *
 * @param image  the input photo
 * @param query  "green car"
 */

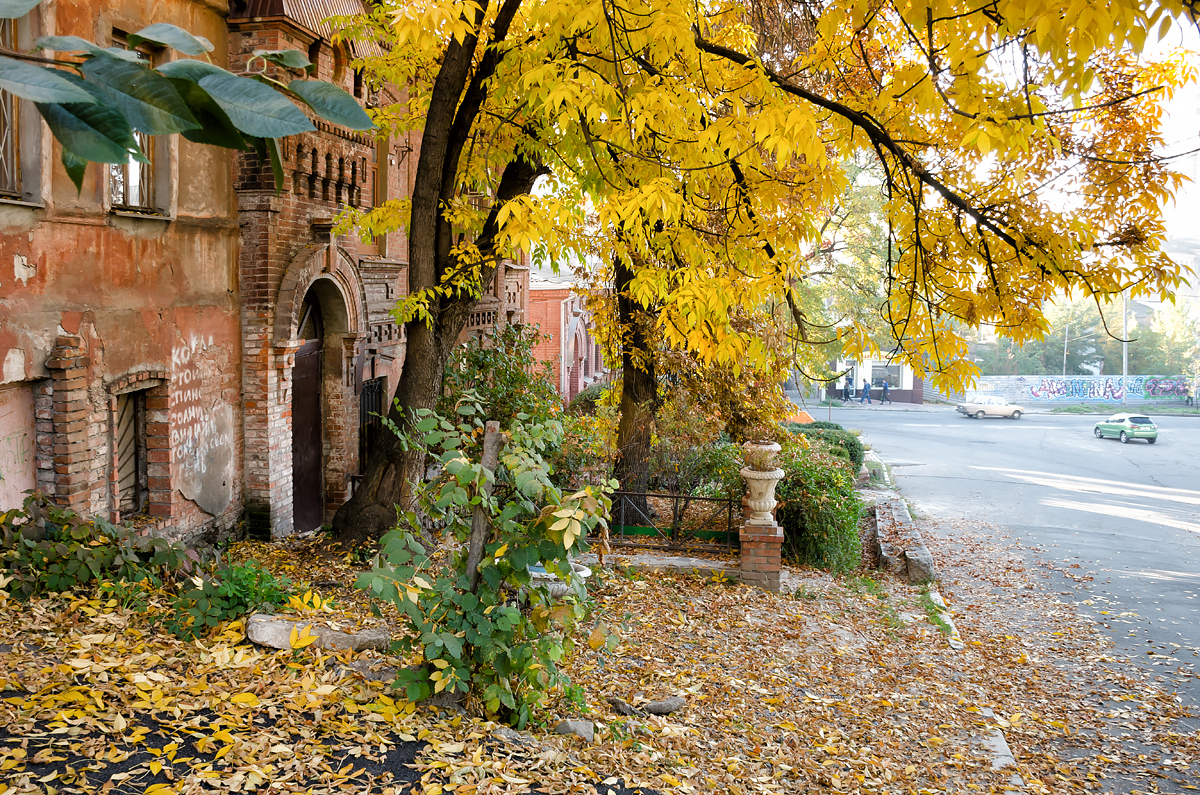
xmin=1093 ymin=413 xmax=1158 ymax=444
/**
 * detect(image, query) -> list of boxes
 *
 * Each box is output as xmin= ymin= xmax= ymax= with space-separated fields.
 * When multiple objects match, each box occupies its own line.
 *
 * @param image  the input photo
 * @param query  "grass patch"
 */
xmin=919 ymin=586 xmax=953 ymax=636
xmin=1050 ymin=403 xmax=1200 ymax=416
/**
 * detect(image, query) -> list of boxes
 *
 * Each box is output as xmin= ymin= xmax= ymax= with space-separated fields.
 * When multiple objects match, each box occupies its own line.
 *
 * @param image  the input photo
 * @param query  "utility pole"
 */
xmin=1062 ymin=323 xmax=1070 ymax=376
xmin=1122 ymin=289 xmax=1129 ymax=407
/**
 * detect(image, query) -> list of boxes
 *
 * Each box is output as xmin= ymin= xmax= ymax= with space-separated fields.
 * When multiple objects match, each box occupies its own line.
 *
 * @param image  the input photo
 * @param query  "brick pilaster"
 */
xmin=739 ymin=523 xmax=783 ymax=593
xmin=45 ymin=335 xmax=91 ymax=511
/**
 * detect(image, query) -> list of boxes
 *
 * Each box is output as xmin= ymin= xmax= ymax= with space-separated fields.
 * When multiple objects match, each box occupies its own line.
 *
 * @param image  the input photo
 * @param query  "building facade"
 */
xmin=824 ymin=358 xmax=924 ymax=404
xmin=1 ymin=0 xmax=532 ymax=541
xmin=1 ymin=0 xmax=244 ymax=543
xmin=527 ymin=268 xmax=608 ymax=401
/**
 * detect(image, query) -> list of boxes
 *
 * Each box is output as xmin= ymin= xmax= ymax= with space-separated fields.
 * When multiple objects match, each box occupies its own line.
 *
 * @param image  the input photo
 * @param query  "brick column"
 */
xmin=739 ymin=522 xmax=783 ymax=593
xmin=45 ymin=335 xmax=91 ymax=511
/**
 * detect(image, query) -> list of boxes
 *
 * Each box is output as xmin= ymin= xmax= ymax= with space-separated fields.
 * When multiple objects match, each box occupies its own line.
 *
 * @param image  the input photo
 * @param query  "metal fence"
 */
xmin=597 ymin=491 xmax=738 ymax=553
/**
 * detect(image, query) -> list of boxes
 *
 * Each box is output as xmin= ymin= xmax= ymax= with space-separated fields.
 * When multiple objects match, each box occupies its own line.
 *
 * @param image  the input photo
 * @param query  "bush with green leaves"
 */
xmin=440 ymin=324 xmax=561 ymax=425
xmin=687 ymin=441 xmax=745 ymax=498
xmin=1 ymin=492 xmax=189 ymax=599
xmin=774 ymin=441 xmax=862 ymax=573
xmin=565 ymin=382 xmax=610 ymax=416
xmin=166 ymin=560 xmax=293 ymax=640
xmin=802 ymin=420 xmax=845 ymax=432
xmin=785 ymin=425 xmax=864 ymax=469
xmin=358 ymin=393 xmax=612 ymax=727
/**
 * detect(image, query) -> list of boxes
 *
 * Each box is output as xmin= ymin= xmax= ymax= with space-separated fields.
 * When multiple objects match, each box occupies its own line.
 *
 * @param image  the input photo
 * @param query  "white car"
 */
xmin=956 ymin=395 xmax=1025 ymax=419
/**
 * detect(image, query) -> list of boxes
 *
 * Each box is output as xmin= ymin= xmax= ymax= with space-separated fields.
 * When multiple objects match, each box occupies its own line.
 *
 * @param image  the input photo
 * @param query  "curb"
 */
xmin=873 ymin=497 xmax=936 ymax=584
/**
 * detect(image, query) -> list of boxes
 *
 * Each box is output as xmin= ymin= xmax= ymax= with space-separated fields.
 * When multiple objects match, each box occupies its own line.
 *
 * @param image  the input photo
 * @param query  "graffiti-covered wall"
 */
xmin=971 ymin=375 xmax=1194 ymax=404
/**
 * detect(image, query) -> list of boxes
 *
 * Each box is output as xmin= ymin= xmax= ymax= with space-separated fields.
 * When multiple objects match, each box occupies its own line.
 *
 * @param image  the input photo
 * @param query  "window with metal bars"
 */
xmin=115 ymin=390 xmax=149 ymax=516
xmin=0 ymin=18 xmax=19 ymax=198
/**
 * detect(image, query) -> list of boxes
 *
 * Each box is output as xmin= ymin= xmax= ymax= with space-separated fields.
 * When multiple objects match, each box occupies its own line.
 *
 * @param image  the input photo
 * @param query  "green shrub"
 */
xmin=688 ymin=441 xmax=744 ymax=498
xmin=359 ymin=395 xmax=610 ymax=727
xmin=441 ymin=324 xmax=561 ymax=425
xmin=566 ymin=382 xmax=610 ymax=416
xmin=1 ymin=493 xmax=189 ymax=599
xmin=804 ymin=420 xmax=844 ymax=432
xmin=167 ymin=560 xmax=292 ymax=640
xmin=774 ymin=442 xmax=862 ymax=573
xmin=786 ymin=426 xmax=864 ymax=469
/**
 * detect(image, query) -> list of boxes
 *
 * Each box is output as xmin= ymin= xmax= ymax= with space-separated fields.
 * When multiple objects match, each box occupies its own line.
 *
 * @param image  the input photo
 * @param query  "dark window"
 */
xmin=1129 ymin=416 xmax=1154 ymax=425
xmin=108 ymin=33 xmax=154 ymax=211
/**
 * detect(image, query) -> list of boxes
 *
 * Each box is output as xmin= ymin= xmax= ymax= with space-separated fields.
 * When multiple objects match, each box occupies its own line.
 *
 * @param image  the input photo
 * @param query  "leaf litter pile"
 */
xmin=2 ymin=524 xmax=1197 ymax=794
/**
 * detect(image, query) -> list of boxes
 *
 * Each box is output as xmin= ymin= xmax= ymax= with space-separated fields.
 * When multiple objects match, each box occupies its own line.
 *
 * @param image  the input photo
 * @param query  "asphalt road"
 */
xmin=824 ymin=404 xmax=1200 ymax=708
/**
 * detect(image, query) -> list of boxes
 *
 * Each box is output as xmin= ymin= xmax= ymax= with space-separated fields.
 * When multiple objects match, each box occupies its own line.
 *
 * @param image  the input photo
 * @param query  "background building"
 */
xmin=527 ymin=267 xmax=608 ymax=401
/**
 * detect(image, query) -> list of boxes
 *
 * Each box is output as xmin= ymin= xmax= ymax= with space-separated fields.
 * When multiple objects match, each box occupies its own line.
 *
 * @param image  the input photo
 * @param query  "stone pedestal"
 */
xmin=739 ymin=522 xmax=783 ymax=593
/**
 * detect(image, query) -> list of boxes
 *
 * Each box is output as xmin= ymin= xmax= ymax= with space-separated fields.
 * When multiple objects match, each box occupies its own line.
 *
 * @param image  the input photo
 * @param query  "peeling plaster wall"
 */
xmin=0 ymin=0 xmax=243 ymax=542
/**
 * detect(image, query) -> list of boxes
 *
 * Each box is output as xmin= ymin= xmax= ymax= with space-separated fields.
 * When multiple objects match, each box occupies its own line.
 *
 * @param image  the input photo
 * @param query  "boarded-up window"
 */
xmin=115 ymin=390 xmax=148 ymax=515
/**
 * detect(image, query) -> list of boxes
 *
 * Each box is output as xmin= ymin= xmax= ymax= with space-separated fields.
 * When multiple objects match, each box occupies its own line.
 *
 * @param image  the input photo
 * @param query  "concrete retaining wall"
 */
xmin=971 ymin=375 xmax=1194 ymax=404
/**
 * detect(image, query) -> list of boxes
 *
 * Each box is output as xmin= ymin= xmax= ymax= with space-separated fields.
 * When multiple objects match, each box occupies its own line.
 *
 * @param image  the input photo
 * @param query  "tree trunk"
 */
xmin=612 ymin=256 xmax=658 ymax=516
xmin=332 ymin=154 xmax=545 ymax=544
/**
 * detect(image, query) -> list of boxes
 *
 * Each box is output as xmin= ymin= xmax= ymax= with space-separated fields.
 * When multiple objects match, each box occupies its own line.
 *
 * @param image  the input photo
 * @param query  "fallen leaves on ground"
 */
xmin=2 ymin=524 xmax=1196 ymax=794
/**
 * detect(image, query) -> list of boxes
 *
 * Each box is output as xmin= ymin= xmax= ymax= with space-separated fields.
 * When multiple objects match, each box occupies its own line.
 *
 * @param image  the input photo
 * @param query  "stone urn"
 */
xmin=740 ymin=440 xmax=784 ymax=525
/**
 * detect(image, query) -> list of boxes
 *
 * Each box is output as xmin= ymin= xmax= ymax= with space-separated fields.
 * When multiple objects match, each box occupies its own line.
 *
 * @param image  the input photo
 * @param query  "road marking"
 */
xmin=1040 ymin=497 xmax=1200 ymax=535
xmin=972 ymin=466 xmax=1200 ymax=505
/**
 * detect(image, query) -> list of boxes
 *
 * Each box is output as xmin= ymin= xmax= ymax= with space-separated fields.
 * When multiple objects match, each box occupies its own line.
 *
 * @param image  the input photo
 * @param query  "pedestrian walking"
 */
xmin=1187 ymin=381 xmax=1195 ymax=407
xmin=842 ymin=376 xmax=851 ymax=402
xmin=859 ymin=378 xmax=872 ymax=404
xmin=881 ymin=381 xmax=892 ymax=404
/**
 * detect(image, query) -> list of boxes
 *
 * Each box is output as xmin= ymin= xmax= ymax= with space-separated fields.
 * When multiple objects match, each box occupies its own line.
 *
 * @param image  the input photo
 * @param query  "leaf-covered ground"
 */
xmin=2 ymin=520 xmax=1196 ymax=794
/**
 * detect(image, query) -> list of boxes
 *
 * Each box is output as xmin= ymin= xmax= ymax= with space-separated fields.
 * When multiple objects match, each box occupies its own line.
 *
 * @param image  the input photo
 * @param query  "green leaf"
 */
xmin=80 ymin=56 xmax=199 ymax=134
xmin=169 ymin=78 xmax=248 ymax=150
xmin=198 ymin=71 xmax=314 ymax=138
xmin=127 ymin=23 xmax=213 ymax=56
xmin=156 ymin=59 xmax=228 ymax=82
xmin=36 ymin=36 xmax=144 ymax=62
xmin=0 ymin=0 xmax=41 ymax=18
xmin=287 ymin=80 xmax=375 ymax=131
xmin=441 ymin=633 xmax=464 ymax=659
xmin=36 ymin=74 xmax=144 ymax=164
xmin=265 ymin=136 xmax=284 ymax=194
xmin=255 ymin=48 xmax=313 ymax=72
xmin=0 ymin=55 xmax=98 ymax=104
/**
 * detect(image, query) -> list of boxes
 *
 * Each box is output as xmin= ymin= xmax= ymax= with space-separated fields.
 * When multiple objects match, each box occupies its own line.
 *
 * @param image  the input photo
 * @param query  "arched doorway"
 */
xmin=292 ymin=290 xmax=324 ymax=533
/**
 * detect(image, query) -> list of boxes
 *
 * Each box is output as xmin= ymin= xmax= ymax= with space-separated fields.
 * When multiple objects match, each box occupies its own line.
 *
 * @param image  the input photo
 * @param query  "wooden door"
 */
xmin=292 ymin=298 xmax=324 ymax=533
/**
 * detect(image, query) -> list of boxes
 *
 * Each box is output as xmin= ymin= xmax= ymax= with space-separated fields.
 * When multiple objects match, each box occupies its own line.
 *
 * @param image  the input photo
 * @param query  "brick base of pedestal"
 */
xmin=739 ymin=522 xmax=783 ymax=593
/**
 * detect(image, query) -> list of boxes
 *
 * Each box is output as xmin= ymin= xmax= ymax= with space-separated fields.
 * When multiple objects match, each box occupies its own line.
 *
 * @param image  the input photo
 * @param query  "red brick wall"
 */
xmin=528 ymin=288 xmax=569 ymax=393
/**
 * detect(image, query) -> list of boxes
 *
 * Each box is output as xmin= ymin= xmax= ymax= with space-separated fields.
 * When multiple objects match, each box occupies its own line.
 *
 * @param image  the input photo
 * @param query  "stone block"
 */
xmin=553 ymin=719 xmax=594 ymax=743
xmin=644 ymin=696 xmax=686 ymax=715
xmin=246 ymin=614 xmax=390 ymax=652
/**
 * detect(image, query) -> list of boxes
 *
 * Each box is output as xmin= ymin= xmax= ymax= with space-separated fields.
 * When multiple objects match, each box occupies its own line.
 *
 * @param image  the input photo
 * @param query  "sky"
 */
xmin=1154 ymin=20 xmax=1200 ymax=245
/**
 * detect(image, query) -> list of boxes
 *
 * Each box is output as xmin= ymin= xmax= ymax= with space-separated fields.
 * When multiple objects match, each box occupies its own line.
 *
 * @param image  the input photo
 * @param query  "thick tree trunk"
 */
xmin=330 ymin=0 xmax=538 ymax=545
xmin=612 ymin=257 xmax=658 ymax=515
xmin=332 ymin=153 xmax=545 ymax=544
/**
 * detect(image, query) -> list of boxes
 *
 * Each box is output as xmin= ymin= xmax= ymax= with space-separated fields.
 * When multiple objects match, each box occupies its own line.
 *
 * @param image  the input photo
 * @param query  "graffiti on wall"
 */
xmin=171 ymin=337 xmax=234 ymax=516
xmin=1024 ymin=375 xmax=1191 ymax=402
xmin=0 ymin=385 xmax=36 ymax=510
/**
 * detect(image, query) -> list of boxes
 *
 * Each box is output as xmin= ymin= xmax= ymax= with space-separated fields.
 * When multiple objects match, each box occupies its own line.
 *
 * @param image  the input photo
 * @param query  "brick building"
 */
xmin=527 ymin=268 xmax=609 ymax=401
xmin=0 ymin=0 xmax=529 ymax=541
xmin=1 ymin=0 xmax=244 ymax=543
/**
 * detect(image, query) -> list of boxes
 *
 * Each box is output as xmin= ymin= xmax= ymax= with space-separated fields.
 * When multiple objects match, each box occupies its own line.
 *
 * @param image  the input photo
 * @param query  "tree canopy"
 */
xmin=329 ymin=0 xmax=1197 ymax=536
xmin=342 ymin=0 xmax=1196 ymax=386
